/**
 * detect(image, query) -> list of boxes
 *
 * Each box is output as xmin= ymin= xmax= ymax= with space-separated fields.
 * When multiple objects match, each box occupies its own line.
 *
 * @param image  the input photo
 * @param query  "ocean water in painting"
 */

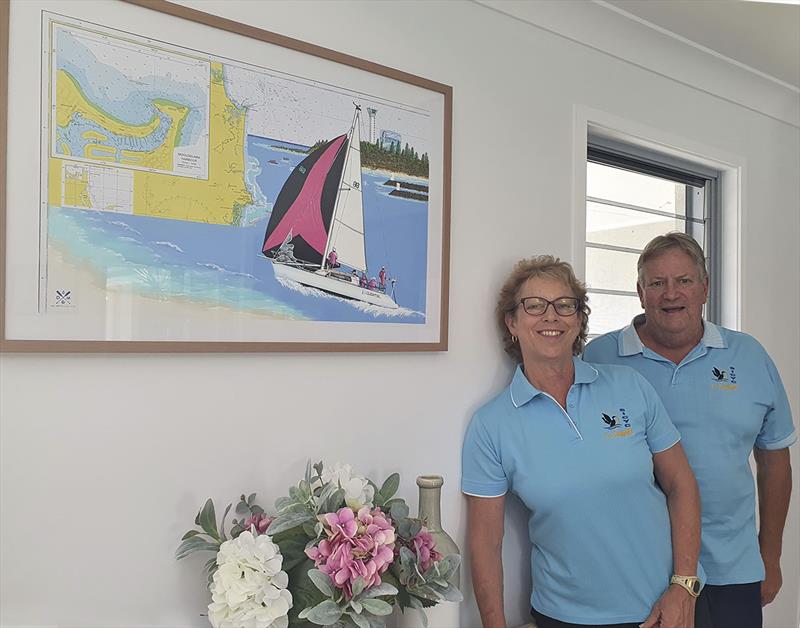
xmin=48 ymin=137 xmax=429 ymax=324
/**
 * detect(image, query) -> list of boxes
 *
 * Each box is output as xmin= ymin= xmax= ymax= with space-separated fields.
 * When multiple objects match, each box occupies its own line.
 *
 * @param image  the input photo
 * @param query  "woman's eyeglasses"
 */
xmin=517 ymin=296 xmax=581 ymax=316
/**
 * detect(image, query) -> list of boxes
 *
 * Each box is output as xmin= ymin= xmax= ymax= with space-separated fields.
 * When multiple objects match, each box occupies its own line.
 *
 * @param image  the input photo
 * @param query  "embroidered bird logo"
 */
xmin=712 ymin=367 xmax=726 ymax=381
xmin=602 ymin=413 xmax=619 ymax=429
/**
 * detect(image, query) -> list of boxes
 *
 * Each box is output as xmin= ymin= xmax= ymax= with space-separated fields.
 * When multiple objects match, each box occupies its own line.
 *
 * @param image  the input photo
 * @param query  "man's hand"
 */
xmin=761 ymin=560 xmax=783 ymax=606
xmin=640 ymin=584 xmax=696 ymax=628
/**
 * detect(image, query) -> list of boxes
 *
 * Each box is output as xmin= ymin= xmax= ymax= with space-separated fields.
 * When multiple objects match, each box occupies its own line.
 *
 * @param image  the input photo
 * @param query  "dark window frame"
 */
xmin=586 ymin=139 xmax=721 ymax=325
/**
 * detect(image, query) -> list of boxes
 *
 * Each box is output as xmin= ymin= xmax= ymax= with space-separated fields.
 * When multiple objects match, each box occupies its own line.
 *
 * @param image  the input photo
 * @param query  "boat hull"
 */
xmin=271 ymin=262 xmax=399 ymax=309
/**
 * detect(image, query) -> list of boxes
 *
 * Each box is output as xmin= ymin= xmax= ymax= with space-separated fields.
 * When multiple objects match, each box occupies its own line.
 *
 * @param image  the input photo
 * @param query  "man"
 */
xmin=584 ymin=232 xmax=795 ymax=628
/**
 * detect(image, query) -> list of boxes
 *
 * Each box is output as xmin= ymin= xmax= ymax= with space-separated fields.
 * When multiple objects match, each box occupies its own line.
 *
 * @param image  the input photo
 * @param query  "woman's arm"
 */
xmin=641 ymin=442 xmax=701 ymax=628
xmin=467 ymin=494 xmax=506 ymax=628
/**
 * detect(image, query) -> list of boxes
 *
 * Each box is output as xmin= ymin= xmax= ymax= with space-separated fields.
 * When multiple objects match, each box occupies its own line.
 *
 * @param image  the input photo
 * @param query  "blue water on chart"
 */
xmin=47 ymin=135 xmax=429 ymax=324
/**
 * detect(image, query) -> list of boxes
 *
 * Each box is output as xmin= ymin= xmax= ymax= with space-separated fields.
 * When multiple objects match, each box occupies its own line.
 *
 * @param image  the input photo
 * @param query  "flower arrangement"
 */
xmin=177 ymin=462 xmax=462 ymax=628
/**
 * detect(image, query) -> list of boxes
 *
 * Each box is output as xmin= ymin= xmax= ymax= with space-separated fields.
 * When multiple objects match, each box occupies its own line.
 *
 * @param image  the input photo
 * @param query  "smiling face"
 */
xmin=505 ymin=276 xmax=582 ymax=366
xmin=637 ymin=248 xmax=708 ymax=344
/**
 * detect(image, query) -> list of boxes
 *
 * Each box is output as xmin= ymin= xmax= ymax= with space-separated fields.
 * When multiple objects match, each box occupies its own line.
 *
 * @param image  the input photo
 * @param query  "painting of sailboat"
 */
xmin=7 ymin=5 xmax=450 ymax=347
xmin=261 ymin=106 xmax=398 ymax=309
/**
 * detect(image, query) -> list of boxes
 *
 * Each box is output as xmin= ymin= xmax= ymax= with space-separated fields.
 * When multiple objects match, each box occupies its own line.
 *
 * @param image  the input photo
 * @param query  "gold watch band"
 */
xmin=670 ymin=574 xmax=701 ymax=598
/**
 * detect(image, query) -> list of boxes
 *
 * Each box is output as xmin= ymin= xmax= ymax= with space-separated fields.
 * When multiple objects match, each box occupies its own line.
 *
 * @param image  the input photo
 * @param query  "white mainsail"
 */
xmin=324 ymin=108 xmax=367 ymax=273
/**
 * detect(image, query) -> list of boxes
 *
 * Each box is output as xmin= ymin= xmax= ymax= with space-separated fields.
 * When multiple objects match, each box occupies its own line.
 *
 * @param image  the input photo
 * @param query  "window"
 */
xmin=585 ymin=140 xmax=719 ymax=337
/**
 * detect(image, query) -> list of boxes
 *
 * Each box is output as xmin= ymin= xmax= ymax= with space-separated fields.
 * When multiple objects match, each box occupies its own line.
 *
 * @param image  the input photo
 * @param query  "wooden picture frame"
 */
xmin=0 ymin=0 xmax=451 ymax=352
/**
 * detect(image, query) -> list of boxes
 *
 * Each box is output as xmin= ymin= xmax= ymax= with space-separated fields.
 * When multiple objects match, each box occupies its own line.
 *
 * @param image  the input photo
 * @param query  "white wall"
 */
xmin=1 ymin=1 xmax=798 ymax=627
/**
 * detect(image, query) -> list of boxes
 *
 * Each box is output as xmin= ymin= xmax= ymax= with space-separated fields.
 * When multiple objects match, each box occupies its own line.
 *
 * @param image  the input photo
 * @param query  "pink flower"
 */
xmin=305 ymin=506 xmax=396 ymax=598
xmin=411 ymin=527 xmax=442 ymax=573
xmin=242 ymin=512 xmax=273 ymax=535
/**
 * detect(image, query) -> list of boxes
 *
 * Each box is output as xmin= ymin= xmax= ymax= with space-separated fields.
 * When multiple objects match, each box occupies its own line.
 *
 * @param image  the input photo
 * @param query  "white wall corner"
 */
xmin=474 ymin=0 xmax=800 ymax=129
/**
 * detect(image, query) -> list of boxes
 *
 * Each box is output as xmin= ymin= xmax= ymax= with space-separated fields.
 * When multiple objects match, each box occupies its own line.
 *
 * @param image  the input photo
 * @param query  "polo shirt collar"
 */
xmin=510 ymin=356 xmax=599 ymax=408
xmin=617 ymin=315 xmax=727 ymax=357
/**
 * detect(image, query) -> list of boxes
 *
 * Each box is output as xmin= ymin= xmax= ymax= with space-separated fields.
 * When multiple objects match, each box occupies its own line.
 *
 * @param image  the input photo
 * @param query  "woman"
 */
xmin=462 ymin=256 xmax=706 ymax=628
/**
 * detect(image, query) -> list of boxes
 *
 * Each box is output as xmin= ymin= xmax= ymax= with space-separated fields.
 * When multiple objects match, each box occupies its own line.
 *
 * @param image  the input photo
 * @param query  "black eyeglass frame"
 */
xmin=515 ymin=296 xmax=582 ymax=317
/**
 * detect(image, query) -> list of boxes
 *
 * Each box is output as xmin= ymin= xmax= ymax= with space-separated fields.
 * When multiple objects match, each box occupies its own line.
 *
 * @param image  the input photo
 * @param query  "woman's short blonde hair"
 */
xmin=496 ymin=256 xmax=590 ymax=362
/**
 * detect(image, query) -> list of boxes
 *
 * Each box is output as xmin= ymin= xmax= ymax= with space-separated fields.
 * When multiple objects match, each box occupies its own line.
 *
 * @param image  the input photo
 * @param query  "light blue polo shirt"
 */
xmin=462 ymin=357 xmax=688 ymax=625
xmin=585 ymin=319 xmax=797 ymax=586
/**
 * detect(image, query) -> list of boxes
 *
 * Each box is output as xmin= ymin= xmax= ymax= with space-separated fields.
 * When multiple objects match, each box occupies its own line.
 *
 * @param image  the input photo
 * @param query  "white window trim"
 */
xmin=571 ymin=105 xmax=744 ymax=331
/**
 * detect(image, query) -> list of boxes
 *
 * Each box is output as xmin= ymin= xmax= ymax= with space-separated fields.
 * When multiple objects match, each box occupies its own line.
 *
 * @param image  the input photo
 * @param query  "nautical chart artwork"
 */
xmin=2 ymin=1 xmax=449 ymax=349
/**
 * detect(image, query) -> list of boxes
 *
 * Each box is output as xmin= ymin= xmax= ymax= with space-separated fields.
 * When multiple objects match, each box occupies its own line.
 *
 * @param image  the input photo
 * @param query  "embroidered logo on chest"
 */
xmin=602 ymin=408 xmax=632 ymax=439
xmin=711 ymin=366 xmax=737 ymax=390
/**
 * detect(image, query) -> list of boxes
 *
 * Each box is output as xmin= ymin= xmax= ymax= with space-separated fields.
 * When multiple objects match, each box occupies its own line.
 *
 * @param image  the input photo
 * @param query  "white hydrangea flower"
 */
xmin=320 ymin=462 xmax=375 ymax=510
xmin=208 ymin=530 xmax=292 ymax=628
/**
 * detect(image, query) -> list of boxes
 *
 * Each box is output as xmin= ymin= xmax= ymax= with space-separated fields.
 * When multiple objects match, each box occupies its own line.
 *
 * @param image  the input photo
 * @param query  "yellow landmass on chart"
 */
xmin=49 ymin=62 xmax=252 ymax=225
xmin=56 ymin=69 xmax=162 ymax=140
xmin=131 ymin=62 xmax=252 ymax=225
xmin=63 ymin=166 xmax=90 ymax=208
xmin=82 ymin=130 xmax=107 ymax=142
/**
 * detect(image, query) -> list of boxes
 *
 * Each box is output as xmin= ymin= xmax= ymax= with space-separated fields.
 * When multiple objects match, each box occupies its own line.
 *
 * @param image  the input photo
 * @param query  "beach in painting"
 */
xmin=47 ymin=137 xmax=429 ymax=327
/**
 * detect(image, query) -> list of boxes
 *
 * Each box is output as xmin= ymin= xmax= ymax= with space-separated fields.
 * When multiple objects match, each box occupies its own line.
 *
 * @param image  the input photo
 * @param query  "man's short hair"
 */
xmin=637 ymin=232 xmax=708 ymax=287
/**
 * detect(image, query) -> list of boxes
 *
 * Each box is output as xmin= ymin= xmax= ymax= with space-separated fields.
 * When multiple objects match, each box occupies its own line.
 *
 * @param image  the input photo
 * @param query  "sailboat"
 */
xmin=261 ymin=105 xmax=398 ymax=309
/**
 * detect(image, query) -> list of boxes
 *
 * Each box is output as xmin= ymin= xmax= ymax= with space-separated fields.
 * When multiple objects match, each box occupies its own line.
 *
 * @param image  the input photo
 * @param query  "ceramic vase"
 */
xmin=395 ymin=475 xmax=460 ymax=628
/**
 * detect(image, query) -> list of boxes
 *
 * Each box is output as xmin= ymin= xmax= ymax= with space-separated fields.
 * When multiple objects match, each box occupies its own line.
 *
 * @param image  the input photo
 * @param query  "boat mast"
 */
xmin=321 ymin=104 xmax=362 ymax=273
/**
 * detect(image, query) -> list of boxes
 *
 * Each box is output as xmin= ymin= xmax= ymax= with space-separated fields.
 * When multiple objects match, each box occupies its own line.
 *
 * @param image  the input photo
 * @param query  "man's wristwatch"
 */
xmin=670 ymin=574 xmax=702 ymax=597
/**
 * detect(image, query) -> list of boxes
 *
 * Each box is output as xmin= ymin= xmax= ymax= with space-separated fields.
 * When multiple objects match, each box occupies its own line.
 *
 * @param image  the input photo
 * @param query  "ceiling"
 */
xmin=601 ymin=0 xmax=800 ymax=88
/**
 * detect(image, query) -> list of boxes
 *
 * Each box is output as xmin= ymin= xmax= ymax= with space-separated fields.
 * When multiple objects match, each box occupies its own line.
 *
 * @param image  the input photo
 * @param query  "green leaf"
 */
xmin=268 ymin=511 xmax=315 ymax=535
xmin=308 ymin=569 xmax=335 ymax=597
xmin=324 ymin=488 xmax=346 ymax=514
xmin=287 ymin=559 xmax=328 ymax=625
xmin=349 ymin=600 xmax=363 ymax=614
xmin=180 ymin=529 xmax=203 ymax=540
xmin=198 ymin=499 xmax=219 ymax=540
xmin=351 ymin=576 xmax=366 ymax=598
xmin=280 ymin=502 xmax=315 ymax=516
xmin=436 ymin=553 xmax=461 ymax=577
xmin=275 ymin=528 xmax=310 ymax=572
xmin=348 ymin=610 xmax=369 ymax=628
xmin=275 ymin=496 xmax=297 ymax=512
xmin=378 ymin=473 xmax=400 ymax=502
xmin=409 ymin=584 xmax=443 ymax=601
xmin=436 ymin=583 xmax=464 ymax=603
xmin=360 ymin=598 xmax=392 ymax=616
xmin=361 ymin=582 xmax=398 ymax=598
xmin=235 ymin=500 xmax=251 ymax=516
xmin=175 ymin=536 xmax=220 ymax=560
xmin=305 ymin=600 xmax=343 ymax=625
xmin=389 ymin=501 xmax=409 ymax=522
xmin=408 ymin=596 xmax=423 ymax=610
xmin=220 ymin=503 xmax=232 ymax=542
xmin=247 ymin=492 xmax=256 ymax=505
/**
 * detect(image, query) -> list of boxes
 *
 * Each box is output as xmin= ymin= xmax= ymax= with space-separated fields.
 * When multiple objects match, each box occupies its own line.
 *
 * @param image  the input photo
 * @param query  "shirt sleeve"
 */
xmin=755 ymin=352 xmax=797 ymax=450
xmin=583 ymin=334 xmax=616 ymax=364
xmin=461 ymin=409 xmax=508 ymax=497
xmin=636 ymin=372 xmax=681 ymax=454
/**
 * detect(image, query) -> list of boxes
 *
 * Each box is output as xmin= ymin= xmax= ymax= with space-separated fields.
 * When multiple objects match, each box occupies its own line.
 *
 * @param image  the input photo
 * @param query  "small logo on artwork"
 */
xmin=712 ymin=366 xmax=737 ymax=390
xmin=53 ymin=290 xmax=74 ymax=307
xmin=603 ymin=408 xmax=632 ymax=439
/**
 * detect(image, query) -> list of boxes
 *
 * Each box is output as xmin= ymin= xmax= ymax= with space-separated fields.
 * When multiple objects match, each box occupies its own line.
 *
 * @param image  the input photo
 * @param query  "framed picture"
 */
xmin=0 ymin=0 xmax=451 ymax=352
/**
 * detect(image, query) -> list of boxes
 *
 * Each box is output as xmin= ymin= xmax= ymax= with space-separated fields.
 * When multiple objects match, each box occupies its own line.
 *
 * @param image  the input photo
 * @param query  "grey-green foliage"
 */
xmin=176 ymin=496 xmax=241 ymax=584
xmin=404 ymin=554 xmax=463 ymax=604
xmin=299 ymin=570 xmax=398 ymax=628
